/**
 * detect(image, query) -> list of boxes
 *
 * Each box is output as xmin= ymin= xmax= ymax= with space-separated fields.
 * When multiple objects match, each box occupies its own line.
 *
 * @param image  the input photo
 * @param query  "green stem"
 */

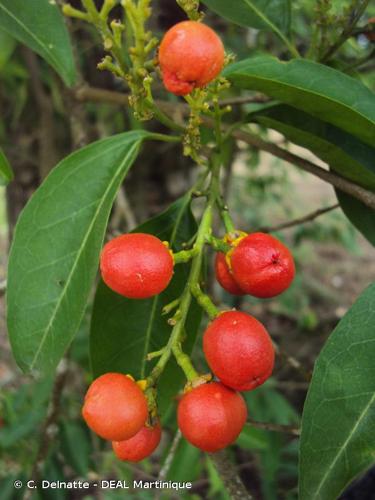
xmin=146 ymin=167 xmax=218 ymax=386
xmin=147 ymin=132 xmax=182 ymax=143
xmin=206 ymin=235 xmax=231 ymax=253
xmin=212 ymin=99 xmax=236 ymax=234
xmin=217 ymin=198 xmax=236 ymax=233
xmin=149 ymin=103 xmax=185 ymax=132
xmin=320 ymin=0 xmax=371 ymax=62
xmin=190 ymin=283 xmax=219 ymax=320
xmin=173 ymin=247 xmax=199 ymax=264
xmin=172 ymin=342 xmax=199 ymax=381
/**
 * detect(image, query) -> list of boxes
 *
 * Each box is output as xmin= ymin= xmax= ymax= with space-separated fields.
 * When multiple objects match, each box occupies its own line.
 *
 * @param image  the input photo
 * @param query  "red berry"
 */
xmin=82 ymin=373 xmax=148 ymax=441
xmin=112 ymin=422 xmax=162 ymax=462
xmin=177 ymin=382 xmax=247 ymax=452
xmin=203 ymin=311 xmax=274 ymax=391
xmin=215 ymin=252 xmax=245 ymax=296
xmin=229 ymin=233 xmax=295 ymax=298
xmin=159 ymin=21 xmax=225 ymax=96
xmin=100 ymin=233 xmax=174 ymax=299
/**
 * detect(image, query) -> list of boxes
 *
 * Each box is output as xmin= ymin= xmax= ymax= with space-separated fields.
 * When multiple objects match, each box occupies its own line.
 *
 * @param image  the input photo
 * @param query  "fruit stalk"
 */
xmin=146 ymin=157 xmax=221 ymax=387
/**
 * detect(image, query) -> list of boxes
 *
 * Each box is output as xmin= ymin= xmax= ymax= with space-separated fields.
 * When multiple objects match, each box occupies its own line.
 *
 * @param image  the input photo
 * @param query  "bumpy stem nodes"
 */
xmin=190 ymin=282 xmax=219 ymax=319
xmin=176 ymin=0 xmax=203 ymax=21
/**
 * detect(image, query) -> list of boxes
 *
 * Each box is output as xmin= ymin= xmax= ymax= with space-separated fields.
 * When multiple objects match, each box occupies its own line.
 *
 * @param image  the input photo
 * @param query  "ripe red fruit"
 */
xmin=82 ymin=373 xmax=148 ymax=441
xmin=203 ymin=311 xmax=274 ymax=391
xmin=159 ymin=21 xmax=225 ymax=96
xmin=215 ymin=252 xmax=245 ymax=296
xmin=112 ymin=422 xmax=162 ymax=462
xmin=100 ymin=233 xmax=174 ymax=299
xmin=229 ymin=232 xmax=295 ymax=298
xmin=177 ymin=382 xmax=247 ymax=452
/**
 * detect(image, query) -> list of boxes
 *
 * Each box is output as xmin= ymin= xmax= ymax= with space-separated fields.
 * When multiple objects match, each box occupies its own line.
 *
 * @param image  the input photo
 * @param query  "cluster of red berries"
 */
xmin=82 ymin=373 xmax=161 ymax=462
xmin=83 ymin=20 xmax=296 ymax=462
xmin=82 ymin=229 xmax=295 ymax=459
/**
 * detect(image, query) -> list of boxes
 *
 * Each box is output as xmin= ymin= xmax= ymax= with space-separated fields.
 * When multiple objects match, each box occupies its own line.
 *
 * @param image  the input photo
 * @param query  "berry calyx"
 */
xmin=203 ymin=311 xmax=275 ymax=391
xmin=82 ymin=373 xmax=148 ymax=441
xmin=177 ymin=382 xmax=247 ymax=452
xmin=112 ymin=421 xmax=162 ymax=462
xmin=215 ymin=252 xmax=245 ymax=296
xmin=158 ymin=21 xmax=225 ymax=96
xmin=100 ymin=233 xmax=174 ymax=299
xmin=229 ymin=232 xmax=295 ymax=298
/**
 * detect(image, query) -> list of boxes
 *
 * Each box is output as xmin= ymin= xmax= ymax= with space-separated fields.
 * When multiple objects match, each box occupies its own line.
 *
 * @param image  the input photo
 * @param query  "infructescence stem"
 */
xmin=146 ymin=164 xmax=220 ymax=388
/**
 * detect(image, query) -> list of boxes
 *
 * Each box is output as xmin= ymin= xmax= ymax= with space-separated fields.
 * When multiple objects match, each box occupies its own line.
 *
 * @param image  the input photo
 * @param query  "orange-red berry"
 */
xmin=229 ymin=233 xmax=295 ymax=298
xmin=215 ymin=252 xmax=245 ymax=296
xmin=158 ymin=21 xmax=225 ymax=96
xmin=177 ymin=382 xmax=247 ymax=452
xmin=203 ymin=311 xmax=274 ymax=391
xmin=112 ymin=422 xmax=162 ymax=462
xmin=100 ymin=233 xmax=174 ymax=299
xmin=82 ymin=373 xmax=148 ymax=441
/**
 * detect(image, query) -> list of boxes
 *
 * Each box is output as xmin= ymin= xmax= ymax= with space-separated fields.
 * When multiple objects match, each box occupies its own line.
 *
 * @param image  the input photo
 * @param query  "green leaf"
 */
xmin=248 ymin=104 xmax=375 ymax=245
xmin=90 ymin=195 xmax=202 ymax=415
xmin=244 ymin=384 xmax=300 ymax=500
xmin=223 ymin=56 xmax=375 ymax=147
xmin=166 ymin=438 xmax=202 ymax=482
xmin=0 ymin=146 xmax=14 ymax=185
xmin=0 ymin=0 xmax=76 ymax=86
xmin=60 ymin=421 xmax=92 ymax=476
xmin=0 ymin=29 xmax=16 ymax=70
xmin=249 ymin=104 xmax=375 ymax=190
xmin=299 ymin=282 xmax=375 ymax=500
xmin=336 ymin=191 xmax=375 ymax=246
xmin=7 ymin=131 xmax=146 ymax=375
xmin=202 ymin=0 xmax=291 ymax=34
xmin=237 ymin=424 xmax=268 ymax=450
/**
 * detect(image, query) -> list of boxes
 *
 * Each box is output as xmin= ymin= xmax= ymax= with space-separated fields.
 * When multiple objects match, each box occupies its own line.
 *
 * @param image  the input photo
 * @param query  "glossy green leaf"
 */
xmin=299 ymin=282 xmax=375 ymax=500
xmin=336 ymin=191 xmax=375 ymax=246
xmin=249 ymin=104 xmax=375 ymax=245
xmin=202 ymin=0 xmax=291 ymax=34
xmin=90 ymin=195 xmax=202 ymax=415
xmin=223 ymin=56 xmax=375 ymax=146
xmin=0 ymin=0 xmax=76 ymax=86
xmin=7 ymin=131 xmax=146 ymax=375
xmin=0 ymin=146 xmax=13 ymax=185
xmin=249 ymin=104 xmax=375 ymax=190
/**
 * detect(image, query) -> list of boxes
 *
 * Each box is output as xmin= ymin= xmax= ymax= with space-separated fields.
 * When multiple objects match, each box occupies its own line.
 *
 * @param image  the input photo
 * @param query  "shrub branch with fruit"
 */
xmin=62 ymin=0 xmax=297 ymax=460
xmin=2 ymin=0 xmax=375 ymax=498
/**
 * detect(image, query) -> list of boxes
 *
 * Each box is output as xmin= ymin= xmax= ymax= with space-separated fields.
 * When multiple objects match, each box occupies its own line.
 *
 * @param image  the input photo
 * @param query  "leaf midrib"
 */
xmin=312 ymin=391 xmax=375 ymax=498
xmin=29 ymin=141 xmax=140 ymax=370
xmin=242 ymin=0 xmax=285 ymax=38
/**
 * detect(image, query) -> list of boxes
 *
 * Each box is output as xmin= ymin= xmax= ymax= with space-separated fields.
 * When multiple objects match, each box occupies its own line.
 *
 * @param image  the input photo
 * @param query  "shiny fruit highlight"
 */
xmin=100 ymin=233 xmax=174 ymax=299
xmin=159 ymin=21 xmax=225 ymax=96
xmin=177 ymin=382 xmax=247 ymax=452
xmin=82 ymin=373 xmax=148 ymax=441
xmin=229 ymin=232 xmax=295 ymax=298
xmin=203 ymin=311 xmax=275 ymax=391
